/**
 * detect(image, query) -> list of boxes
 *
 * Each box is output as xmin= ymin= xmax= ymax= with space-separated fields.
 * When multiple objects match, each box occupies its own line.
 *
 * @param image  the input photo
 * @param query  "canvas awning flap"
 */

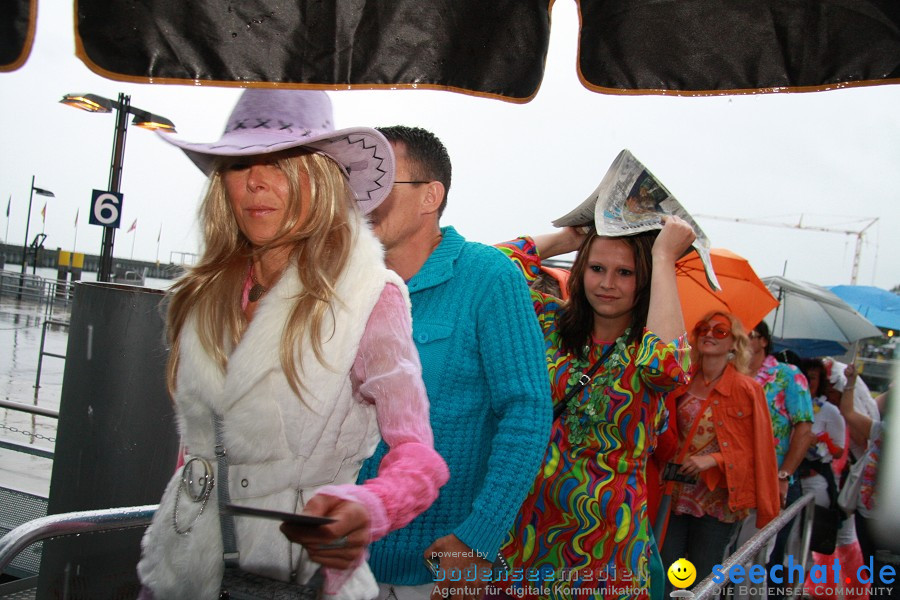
xmin=73 ymin=0 xmax=552 ymax=102
xmin=0 ymin=0 xmax=36 ymax=73
xmin=6 ymin=0 xmax=900 ymax=97
xmin=577 ymin=0 xmax=900 ymax=94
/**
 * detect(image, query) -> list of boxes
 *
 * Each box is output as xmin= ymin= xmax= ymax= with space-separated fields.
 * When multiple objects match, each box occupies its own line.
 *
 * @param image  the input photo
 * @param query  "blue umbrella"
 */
xmin=772 ymin=338 xmax=849 ymax=359
xmin=829 ymin=285 xmax=900 ymax=331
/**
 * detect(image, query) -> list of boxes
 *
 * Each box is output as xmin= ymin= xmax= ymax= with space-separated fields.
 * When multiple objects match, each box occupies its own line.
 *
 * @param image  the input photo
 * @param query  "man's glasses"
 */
xmin=694 ymin=322 xmax=732 ymax=339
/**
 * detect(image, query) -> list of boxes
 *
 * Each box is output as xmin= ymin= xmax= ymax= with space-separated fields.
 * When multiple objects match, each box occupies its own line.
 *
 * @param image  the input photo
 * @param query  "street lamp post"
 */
xmin=18 ymin=176 xmax=54 ymax=300
xmin=97 ymin=93 xmax=131 ymax=283
xmin=60 ymin=93 xmax=176 ymax=282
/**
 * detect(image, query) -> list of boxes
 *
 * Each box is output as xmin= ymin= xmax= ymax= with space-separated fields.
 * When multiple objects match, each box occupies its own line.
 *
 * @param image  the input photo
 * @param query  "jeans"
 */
xmin=660 ymin=513 xmax=739 ymax=596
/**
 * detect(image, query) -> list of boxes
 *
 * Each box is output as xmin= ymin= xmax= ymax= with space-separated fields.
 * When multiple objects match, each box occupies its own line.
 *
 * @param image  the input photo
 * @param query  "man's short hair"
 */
xmin=377 ymin=125 xmax=452 ymax=216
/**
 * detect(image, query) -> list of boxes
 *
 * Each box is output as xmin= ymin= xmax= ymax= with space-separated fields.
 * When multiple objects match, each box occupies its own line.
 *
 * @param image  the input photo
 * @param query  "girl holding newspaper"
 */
xmin=495 ymin=215 xmax=694 ymax=600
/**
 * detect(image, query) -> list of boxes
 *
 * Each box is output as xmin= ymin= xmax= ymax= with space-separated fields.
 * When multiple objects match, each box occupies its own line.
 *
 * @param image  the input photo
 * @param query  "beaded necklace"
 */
xmin=563 ymin=328 xmax=631 ymax=445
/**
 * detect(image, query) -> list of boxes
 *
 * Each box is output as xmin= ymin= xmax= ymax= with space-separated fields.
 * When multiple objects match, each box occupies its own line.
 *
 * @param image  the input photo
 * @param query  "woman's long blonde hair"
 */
xmin=165 ymin=150 xmax=355 ymax=398
xmin=689 ymin=310 xmax=753 ymax=375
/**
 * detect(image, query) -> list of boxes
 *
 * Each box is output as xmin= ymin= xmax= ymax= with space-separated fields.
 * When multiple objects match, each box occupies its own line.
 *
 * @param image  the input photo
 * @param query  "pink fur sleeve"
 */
xmin=313 ymin=284 xmax=448 ymax=593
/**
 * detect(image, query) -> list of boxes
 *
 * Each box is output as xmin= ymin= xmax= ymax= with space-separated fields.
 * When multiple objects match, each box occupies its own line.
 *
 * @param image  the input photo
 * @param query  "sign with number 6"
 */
xmin=89 ymin=190 xmax=124 ymax=228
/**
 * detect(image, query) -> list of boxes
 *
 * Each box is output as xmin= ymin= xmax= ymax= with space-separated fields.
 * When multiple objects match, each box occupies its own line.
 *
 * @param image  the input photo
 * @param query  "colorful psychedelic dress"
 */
xmin=496 ymin=238 xmax=690 ymax=600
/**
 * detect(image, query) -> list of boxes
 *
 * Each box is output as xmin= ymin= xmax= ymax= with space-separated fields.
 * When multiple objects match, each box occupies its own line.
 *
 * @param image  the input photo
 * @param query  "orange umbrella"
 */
xmin=676 ymin=248 xmax=778 ymax=333
xmin=540 ymin=266 xmax=570 ymax=300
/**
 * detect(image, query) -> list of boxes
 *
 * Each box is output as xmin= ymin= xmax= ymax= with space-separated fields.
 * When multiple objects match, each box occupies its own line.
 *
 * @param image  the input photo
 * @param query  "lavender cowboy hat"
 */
xmin=159 ymin=89 xmax=394 ymax=215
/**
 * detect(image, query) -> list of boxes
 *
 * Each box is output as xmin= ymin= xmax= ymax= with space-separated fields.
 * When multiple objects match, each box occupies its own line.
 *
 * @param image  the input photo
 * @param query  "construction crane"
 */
xmin=695 ymin=214 xmax=878 ymax=284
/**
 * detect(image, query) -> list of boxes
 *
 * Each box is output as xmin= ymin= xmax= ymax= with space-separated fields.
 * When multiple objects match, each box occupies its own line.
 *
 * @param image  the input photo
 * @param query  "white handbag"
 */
xmin=837 ymin=452 xmax=870 ymax=513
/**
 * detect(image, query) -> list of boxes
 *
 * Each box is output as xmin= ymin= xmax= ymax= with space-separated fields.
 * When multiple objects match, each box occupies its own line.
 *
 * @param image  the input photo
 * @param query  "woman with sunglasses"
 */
xmin=659 ymin=312 xmax=780 ymax=592
xmin=136 ymin=90 xmax=448 ymax=600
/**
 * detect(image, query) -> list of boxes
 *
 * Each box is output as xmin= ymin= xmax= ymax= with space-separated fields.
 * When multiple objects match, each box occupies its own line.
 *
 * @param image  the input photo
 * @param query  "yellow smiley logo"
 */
xmin=667 ymin=558 xmax=697 ymax=589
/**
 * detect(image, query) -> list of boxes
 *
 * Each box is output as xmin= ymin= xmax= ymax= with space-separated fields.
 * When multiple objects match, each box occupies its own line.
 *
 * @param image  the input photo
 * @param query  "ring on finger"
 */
xmin=318 ymin=535 xmax=349 ymax=550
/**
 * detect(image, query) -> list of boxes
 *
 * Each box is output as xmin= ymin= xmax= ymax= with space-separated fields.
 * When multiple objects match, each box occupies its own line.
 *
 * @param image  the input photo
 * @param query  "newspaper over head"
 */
xmin=552 ymin=149 xmax=721 ymax=291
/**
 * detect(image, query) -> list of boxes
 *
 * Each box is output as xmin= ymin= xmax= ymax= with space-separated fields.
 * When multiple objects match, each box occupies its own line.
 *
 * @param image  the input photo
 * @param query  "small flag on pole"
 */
xmin=41 ymin=203 xmax=47 ymax=223
xmin=127 ymin=218 xmax=137 ymax=233
xmin=5 ymin=195 xmax=9 ymax=217
xmin=157 ymin=224 xmax=162 ymax=242
xmin=75 ymin=208 xmax=79 ymax=227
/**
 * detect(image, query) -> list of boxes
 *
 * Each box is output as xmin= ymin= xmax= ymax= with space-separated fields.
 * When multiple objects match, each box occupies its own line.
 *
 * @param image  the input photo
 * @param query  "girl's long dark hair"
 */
xmin=558 ymin=231 xmax=658 ymax=359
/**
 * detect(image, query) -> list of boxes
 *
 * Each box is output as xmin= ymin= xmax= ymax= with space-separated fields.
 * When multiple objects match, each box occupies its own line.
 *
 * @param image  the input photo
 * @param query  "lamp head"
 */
xmin=130 ymin=109 xmax=176 ymax=132
xmin=60 ymin=93 xmax=115 ymax=113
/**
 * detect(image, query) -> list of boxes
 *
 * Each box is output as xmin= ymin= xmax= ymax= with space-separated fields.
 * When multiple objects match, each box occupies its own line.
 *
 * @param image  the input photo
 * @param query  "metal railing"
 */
xmin=33 ymin=319 xmax=69 ymax=403
xmin=0 ymin=505 xmax=157 ymax=574
xmin=0 ymin=399 xmax=58 ymax=460
xmin=0 ymin=497 xmax=819 ymax=591
xmin=0 ymin=269 xmax=71 ymax=410
xmin=693 ymin=492 xmax=816 ymax=600
xmin=0 ymin=270 xmax=75 ymax=314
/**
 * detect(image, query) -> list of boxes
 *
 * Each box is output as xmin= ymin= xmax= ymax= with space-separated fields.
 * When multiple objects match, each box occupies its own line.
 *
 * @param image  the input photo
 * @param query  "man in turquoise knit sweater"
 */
xmin=358 ymin=126 xmax=552 ymax=600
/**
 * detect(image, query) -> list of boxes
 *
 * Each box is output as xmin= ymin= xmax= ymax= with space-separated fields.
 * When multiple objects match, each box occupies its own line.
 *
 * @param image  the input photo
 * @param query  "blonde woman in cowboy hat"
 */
xmin=137 ymin=89 xmax=448 ymax=600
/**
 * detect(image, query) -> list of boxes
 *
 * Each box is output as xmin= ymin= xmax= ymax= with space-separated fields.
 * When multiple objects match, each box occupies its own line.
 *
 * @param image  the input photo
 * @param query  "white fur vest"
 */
xmin=138 ymin=218 xmax=407 ymax=600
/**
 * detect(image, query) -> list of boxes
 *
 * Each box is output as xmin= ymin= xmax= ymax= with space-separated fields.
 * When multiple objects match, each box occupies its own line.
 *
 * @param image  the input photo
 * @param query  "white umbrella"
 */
xmin=762 ymin=276 xmax=883 ymax=345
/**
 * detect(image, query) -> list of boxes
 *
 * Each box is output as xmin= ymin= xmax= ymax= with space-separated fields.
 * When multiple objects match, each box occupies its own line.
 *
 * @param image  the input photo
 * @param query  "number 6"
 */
xmin=93 ymin=193 xmax=120 ymax=225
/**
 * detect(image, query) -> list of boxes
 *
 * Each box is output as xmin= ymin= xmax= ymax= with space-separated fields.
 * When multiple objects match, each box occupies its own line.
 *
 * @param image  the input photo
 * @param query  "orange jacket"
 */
xmin=672 ymin=363 xmax=781 ymax=528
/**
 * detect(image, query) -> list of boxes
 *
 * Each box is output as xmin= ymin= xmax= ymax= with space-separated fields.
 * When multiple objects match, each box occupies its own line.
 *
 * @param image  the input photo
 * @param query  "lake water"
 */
xmin=0 ymin=265 xmax=173 ymax=497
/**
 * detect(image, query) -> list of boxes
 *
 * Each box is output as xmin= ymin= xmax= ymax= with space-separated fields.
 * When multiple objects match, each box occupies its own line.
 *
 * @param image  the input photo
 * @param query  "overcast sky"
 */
xmin=1 ymin=0 xmax=898 ymax=290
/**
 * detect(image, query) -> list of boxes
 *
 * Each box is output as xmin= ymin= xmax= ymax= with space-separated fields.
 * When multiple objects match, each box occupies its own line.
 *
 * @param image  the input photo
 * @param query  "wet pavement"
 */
xmin=0 ymin=294 xmax=67 ymax=497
